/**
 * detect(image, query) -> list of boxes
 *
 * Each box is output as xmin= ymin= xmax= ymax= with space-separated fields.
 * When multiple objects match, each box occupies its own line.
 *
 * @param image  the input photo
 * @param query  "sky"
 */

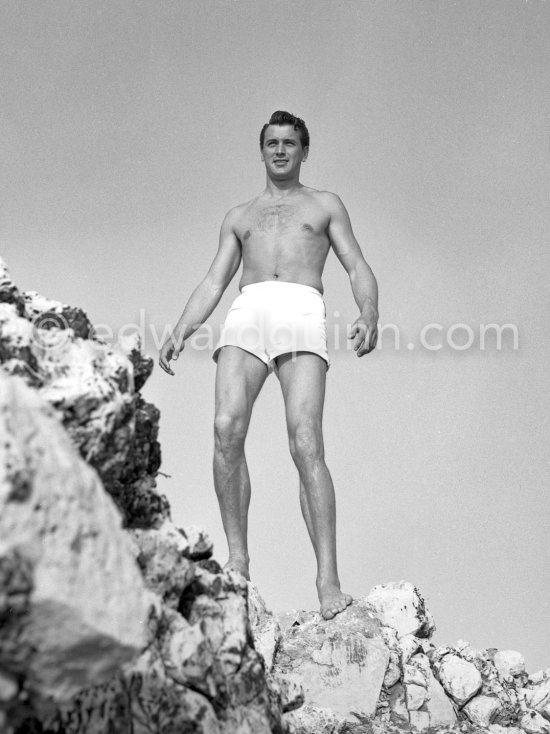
xmin=1 ymin=0 xmax=549 ymax=670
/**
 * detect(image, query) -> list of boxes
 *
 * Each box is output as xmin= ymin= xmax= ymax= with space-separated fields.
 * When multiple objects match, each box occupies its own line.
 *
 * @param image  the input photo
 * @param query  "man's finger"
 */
xmin=159 ymin=350 xmax=175 ymax=376
xmin=355 ymin=337 xmax=366 ymax=354
xmin=353 ymin=326 xmax=367 ymax=350
xmin=357 ymin=329 xmax=372 ymax=356
xmin=159 ymin=359 xmax=174 ymax=376
xmin=357 ymin=327 xmax=378 ymax=356
xmin=159 ymin=357 xmax=174 ymax=375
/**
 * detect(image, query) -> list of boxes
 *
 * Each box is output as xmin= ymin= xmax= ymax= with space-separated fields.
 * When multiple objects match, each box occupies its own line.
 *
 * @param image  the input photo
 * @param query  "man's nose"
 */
xmin=275 ymin=143 xmax=285 ymax=155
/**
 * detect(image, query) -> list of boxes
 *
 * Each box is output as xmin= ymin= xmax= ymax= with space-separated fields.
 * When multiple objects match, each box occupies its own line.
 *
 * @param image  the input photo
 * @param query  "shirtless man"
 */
xmin=159 ymin=111 xmax=378 ymax=619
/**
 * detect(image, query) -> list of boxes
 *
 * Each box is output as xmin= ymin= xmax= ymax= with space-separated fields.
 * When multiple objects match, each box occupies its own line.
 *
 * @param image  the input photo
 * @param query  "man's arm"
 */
xmin=159 ymin=209 xmax=242 ymax=375
xmin=326 ymin=194 xmax=379 ymax=357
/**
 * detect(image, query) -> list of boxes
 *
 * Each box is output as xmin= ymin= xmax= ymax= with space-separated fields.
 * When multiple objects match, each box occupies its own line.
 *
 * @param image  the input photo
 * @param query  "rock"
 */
xmin=0 ymin=264 xmax=288 ymax=734
xmin=404 ymin=659 xmax=429 ymax=688
xmin=179 ymin=566 xmax=286 ymax=732
xmin=272 ymin=675 xmax=304 ymax=714
xmin=405 ymin=683 xmax=428 ymax=711
xmin=380 ymin=626 xmax=401 ymax=687
xmin=435 ymin=653 xmax=483 ymax=706
xmin=51 ymin=569 xmax=286 ymax=734
xmin=388 ymin=655 xmax=457 ymax=729
xmin=389 ymin=682 xmax=410 ymax=725
xmin=0 ymin=669 xmax=18 ymax=703
xmin=181 ymin=524 xmax=214 ymax=560
xmin=366 ymin=581 xmax=435 ymax=639
xmin=490 ymin=726 xmax=523 ymax=734
xmin=403 ymin=654 xmax=429 ymax=711
xmin=424 ymin=665 xmax=459 ymax=727
xmin=284 ymin=704 xmax=345 ymax=734
xmin=530 ymin=671 xmax=550 ymax=686
xmin=0 ymin=276 xmax=165 ymax=529
xmin=521 ymin=710 xmax=550 ymax=734
xmin=455 ymin=639 xmax=480 ymax=660
xmin=274 ymin=600 xmax=389 ymax=723
xmin=0 ymin=257 xmax=25 ymax=315
xmin=129 ymin=519 xmax=195 ymax=608
xmin=408 ymin=709 xmax=431 ymax=730
xmin=52 ymin=659 xmax=221 ymax=734
xmin=247 ymin=582 xmax=282 ymax=671
xmin=23 ymin=290 xmax=93 ymax=340
xmin=464 ymin=694 xmax=502 ymax=726
xmin=495 ymin=650 xmax=527 ymax=678
xmin=525 ymin=679 xmax=550 ymax=719
xmin=117 ymin=332 xmax=154 ymax=392
xmin=0 ymin=373 xmax=154 ymax=714
xmin=384 ymin=655 xmax=402 ymax=688
xmin=398 ymin=633 xmax=423 ymax=664
xmin=0 ymin=303 xmax=38 ymax=384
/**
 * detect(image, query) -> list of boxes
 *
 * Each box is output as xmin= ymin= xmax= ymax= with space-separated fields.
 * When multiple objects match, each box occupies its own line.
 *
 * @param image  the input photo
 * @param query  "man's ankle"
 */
xmin=316 ymin=574 xmax=341 ymax=590
xmin=228 ymin=549 xmax=249 ymax=563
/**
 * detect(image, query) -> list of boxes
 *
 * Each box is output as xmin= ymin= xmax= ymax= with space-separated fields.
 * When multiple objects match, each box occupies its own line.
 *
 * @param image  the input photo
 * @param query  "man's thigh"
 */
xmin=276 ymin=351 xmax=327 ymax=425
xmin=215 ymin=346 xmax=269 ymax=417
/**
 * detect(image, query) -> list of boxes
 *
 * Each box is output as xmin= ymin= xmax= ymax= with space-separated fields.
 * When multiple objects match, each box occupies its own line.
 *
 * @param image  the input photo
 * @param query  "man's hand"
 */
xmin=158 ymin=333 xmax=184 ymax=376
xmin=349 ymin=312 xmax=378 ymax=357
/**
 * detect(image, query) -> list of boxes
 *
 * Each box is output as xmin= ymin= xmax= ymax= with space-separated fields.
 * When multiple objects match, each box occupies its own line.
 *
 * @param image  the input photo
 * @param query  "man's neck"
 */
xmin=264 ymin=177 xmax=303 ymax=197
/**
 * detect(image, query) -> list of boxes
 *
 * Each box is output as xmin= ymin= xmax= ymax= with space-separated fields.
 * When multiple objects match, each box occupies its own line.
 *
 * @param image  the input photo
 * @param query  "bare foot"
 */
xmin=318 ymin=585 xmax=353 ymax=620
xmin=223 ymin=556 xmax=250 ymax=581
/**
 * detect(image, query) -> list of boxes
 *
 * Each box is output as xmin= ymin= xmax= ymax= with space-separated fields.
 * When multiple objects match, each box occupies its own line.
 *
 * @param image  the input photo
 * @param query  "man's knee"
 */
xmin=288 ymin=417 xmax=324 ymax=465
xmin=214 ymin=412 xmax=248 ymax=453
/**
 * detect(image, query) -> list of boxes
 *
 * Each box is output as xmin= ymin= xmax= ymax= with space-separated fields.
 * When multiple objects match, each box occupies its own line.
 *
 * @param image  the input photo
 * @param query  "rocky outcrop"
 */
xmin=0 ymin=373 xmax=155 ymax=729
xmin=1 ymin=257 xmax=547 ymax=734
xmin=0 ymin=258 xmax=287 ymax=733
xmin=0 ymin=257 xmax=164 ymax=529
xmin=274 ymin=603 xmax=389 ymax=728
xmin=247 ymin=580 xmax=549 ymax=734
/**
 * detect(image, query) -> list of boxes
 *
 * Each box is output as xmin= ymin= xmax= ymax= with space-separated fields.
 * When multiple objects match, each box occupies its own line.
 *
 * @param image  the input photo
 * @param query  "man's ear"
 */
xmin=302 ymin=146 xmax=309 ymax=162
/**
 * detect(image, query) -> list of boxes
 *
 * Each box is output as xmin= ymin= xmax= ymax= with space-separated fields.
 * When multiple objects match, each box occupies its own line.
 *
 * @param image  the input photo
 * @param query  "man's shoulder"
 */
xmin=303 ymin=187 xmax=345 ymax=211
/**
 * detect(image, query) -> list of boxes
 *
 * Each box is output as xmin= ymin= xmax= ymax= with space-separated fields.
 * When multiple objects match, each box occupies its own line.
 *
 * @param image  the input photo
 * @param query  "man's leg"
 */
xmin=214 ymin=345 xmax=268 ymax=580
xmin=276 ymin=352 xmax=352 ymax=619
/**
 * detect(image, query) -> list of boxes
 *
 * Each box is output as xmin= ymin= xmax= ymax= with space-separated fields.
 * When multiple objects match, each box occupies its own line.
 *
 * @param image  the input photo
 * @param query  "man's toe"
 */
xmin=321 ymin=604 xmax=337 ymax=620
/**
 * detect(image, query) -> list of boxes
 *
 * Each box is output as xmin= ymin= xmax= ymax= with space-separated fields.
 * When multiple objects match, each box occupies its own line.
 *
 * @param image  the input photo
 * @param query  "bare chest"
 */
xmin=238 ymin=202 xmax=328 ymax=242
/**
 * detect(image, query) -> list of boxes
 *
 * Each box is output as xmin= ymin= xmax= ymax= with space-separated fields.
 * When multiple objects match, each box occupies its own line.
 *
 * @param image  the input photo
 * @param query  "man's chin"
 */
xmin=269 ymin=168 xmax=293 ymax=179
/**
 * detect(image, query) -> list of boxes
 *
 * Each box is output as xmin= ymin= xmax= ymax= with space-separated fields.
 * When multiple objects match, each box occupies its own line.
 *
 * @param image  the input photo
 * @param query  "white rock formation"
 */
xmin=366 ymin=580 xmax=435 ymax=639
xmin=435 ymin=653 xmax=483 ymax=706
xmin=464 ymin=694 xmax=503 ymax=726
xmin=247 ymin=582 xmax=282 ymax=672
xmin=423 ymin=666 xmax=459 ymax=727
xmin=495 ymin=650 xmax=527 ymax=678
xmin=274 ymin=602 xmax=389 ymax=727
xmin=0 ymin=373 xmax=154 ymax=706
xmin=526 ymin=678 xmax=550 ymax=719
xmin=521 ymin=710 xmax=550 ymax=734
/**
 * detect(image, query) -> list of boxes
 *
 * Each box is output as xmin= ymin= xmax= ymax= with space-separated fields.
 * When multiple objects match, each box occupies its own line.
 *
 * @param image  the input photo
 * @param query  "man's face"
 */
xmin=261 ymin=124 xmax=308 ymax=178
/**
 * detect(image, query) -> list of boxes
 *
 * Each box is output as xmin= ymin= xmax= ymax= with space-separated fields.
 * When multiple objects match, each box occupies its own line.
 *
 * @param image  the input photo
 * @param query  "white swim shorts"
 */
xmin=212 ymin=280 xmax=330 ymax=374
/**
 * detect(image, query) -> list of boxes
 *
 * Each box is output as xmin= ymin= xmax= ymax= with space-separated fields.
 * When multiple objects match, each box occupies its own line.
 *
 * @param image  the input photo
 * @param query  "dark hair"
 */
xmin=259 ymin=110 xmax=310 ymax=150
